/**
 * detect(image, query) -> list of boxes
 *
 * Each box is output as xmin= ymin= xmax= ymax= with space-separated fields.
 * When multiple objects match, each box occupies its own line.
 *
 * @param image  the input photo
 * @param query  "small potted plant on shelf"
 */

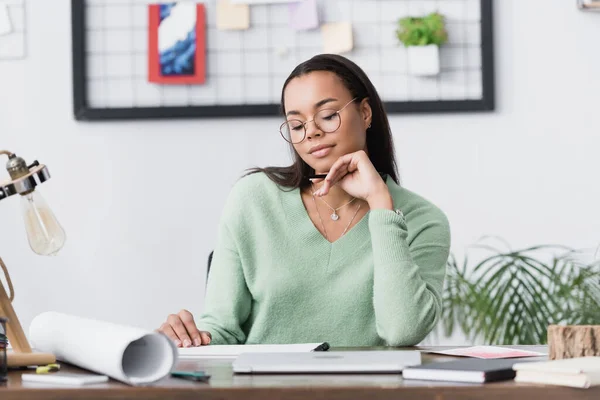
xmin=396 ymin=12 xmax=448 ymax=76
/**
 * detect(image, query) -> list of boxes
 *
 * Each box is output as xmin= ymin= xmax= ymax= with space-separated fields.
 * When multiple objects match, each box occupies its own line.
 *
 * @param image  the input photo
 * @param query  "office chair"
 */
xmin=207 ymin=250 xmax=213 ymax=281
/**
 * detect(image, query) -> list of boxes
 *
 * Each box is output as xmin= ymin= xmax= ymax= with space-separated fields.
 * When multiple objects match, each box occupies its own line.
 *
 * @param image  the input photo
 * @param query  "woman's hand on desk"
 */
xmin=158 ymin=309 xmax=211 ymax=347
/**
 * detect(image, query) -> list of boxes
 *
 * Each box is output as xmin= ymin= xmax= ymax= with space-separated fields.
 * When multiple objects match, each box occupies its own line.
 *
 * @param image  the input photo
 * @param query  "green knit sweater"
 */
xmin=197 ymin=172 xmax=451 ymax=347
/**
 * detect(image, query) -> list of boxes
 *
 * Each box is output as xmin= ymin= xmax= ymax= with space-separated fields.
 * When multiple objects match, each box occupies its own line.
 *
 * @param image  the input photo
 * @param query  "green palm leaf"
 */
xmin=441 ymin=240 xmax=600 ymax=345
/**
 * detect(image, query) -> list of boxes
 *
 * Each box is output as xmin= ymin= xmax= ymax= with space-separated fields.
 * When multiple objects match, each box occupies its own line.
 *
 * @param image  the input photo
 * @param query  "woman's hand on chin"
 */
xmin=312 ymin=150 xmax=393 ymax=209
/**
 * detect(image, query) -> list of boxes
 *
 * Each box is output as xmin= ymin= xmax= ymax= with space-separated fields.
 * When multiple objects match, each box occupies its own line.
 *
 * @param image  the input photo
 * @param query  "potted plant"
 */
xmin=441 ymin=237 xmax=600 ymax=345
xmin=396 ymin=12 xmax=448 ymax=76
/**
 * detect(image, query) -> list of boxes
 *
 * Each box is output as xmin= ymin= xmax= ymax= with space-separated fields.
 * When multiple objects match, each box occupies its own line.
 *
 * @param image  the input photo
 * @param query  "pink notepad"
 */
xmin=428 ymin=346 xmax=546 ymax=359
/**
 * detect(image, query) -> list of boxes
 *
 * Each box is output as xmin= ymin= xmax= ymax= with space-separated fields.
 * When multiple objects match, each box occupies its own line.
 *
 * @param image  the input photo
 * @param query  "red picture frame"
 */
xmin=148 ymin=3 xmax=206 ymax=84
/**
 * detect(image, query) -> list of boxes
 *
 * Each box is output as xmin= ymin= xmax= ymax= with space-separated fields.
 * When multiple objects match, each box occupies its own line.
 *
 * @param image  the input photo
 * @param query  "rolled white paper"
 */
xmin=29 ymin=312 xmax=177 ymax=385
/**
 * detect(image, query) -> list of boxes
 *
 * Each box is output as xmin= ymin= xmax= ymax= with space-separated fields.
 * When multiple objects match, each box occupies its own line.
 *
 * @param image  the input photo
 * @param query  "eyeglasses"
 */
xmin=279 ymin=98 xmax=358 ymax=144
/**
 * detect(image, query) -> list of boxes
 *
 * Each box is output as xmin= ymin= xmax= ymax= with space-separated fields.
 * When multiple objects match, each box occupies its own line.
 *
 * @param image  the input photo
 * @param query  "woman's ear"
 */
xmin=360 ymin=98 xmax=373 ymax=130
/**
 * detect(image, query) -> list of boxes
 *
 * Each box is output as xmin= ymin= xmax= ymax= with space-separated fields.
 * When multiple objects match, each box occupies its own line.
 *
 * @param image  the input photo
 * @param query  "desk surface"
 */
xmin=2 ymin=345 xmax=599 ymax=400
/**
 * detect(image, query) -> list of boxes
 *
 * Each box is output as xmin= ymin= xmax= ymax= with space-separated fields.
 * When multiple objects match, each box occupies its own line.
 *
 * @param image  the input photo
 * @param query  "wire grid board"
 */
xmin=0 ymin=0 xmax=27 ymax=60
xmin=72 ymin=0 xmax=494 ymax=120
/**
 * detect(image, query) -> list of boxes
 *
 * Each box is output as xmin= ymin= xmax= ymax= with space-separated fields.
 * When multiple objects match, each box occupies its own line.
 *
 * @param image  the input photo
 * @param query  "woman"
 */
xmin=158 ymin=54 xmax=451 ymax=348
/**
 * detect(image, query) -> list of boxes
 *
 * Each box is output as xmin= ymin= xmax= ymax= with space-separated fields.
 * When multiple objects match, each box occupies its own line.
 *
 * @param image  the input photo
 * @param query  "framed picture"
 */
xmin=148 ymin=3 xmax=206 ymax=84
xmin=71 ymin=0 xmax=495 ymax=121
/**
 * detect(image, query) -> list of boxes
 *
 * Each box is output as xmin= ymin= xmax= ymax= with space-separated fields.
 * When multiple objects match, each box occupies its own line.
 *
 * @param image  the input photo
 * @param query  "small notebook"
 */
xmin=513 ymin=356 xmax=600 ymax=388
xmin=402 ymin=358 xmax=539 ymax=383
xmin=178 ymin=342 xmax=329 ymax=358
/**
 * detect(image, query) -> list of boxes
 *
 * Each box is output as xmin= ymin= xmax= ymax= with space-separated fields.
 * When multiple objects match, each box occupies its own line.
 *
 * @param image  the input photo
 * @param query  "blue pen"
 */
xmin=171 ymin=370 xmax=211 ymax=382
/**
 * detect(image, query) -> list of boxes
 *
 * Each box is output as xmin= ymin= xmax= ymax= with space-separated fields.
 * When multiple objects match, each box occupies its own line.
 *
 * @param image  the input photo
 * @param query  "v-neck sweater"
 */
xmin=197 ymin=172 xmax=451 ymax=347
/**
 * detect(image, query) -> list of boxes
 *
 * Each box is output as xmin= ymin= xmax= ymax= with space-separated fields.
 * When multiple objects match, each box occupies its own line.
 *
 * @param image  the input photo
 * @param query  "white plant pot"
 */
xmin=407 ymin=45 xmax=440 ymax=76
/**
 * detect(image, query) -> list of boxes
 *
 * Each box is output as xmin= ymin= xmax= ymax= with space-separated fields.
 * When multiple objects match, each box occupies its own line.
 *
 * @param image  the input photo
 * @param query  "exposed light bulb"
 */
xmin=19 ymin=190 xmax=66 ymax=256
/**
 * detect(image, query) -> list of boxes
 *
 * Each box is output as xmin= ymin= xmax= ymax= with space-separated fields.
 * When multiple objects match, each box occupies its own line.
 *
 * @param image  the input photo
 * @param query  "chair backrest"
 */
xmin=207 ymin=250 xmax=213 ymax=281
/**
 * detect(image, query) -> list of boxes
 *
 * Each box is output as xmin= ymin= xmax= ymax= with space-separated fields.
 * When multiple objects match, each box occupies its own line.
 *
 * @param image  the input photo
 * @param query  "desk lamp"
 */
xmin=0 ymin=149 xmax=65 ymax=367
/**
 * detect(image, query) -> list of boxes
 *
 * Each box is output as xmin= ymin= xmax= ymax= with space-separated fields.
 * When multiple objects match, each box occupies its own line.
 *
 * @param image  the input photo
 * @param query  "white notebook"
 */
xmin=22 ymin=373 xmax=109 ymax=386
xmin=178 ymin=342 xmax=330 ymax=359
xmin=513 ymin=356 xmax=600 ymax=388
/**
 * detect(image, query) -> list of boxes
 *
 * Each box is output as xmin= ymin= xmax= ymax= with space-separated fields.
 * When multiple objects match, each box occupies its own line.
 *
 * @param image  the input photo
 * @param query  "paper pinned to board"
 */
xmin=230 ymin=0 xmax=296 ymax=4
xmin=289 ymin=0 xmax=319 ymax=31
xmin=216 ymin=0 xmax=249 ymax=30
xmin=29 ymin=312 xmax=177 ymax=386
xmin=426 ymin=345 xmax=547 ymax=359
xmin=178 ymin=342 xmax=329 ymax=359
xmin=321 ymin=22 xmax=353 ymax=54
xmin=0 ymin=4 xmax=12 ymax=36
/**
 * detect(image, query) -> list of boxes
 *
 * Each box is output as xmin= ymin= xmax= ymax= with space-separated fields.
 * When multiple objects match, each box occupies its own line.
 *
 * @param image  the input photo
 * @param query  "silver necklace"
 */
xmin=312 ymin=194 xmax=362 ymax=242
xmin=311 ymin=184 xmax=356 ymax=221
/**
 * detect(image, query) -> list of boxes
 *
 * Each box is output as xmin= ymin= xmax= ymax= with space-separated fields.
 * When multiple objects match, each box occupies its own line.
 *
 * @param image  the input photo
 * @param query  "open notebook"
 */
xmin=178 ymin=342 xmax=330 ymax=359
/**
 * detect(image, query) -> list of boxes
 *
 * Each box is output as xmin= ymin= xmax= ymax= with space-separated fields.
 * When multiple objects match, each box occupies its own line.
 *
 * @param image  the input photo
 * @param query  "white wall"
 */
xmin=1 ymin=0 xmax=599 ymax=344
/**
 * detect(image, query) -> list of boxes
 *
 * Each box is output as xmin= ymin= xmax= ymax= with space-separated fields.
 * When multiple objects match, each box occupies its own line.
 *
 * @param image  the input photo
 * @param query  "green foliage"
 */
xmin=442 ymin=237 xmax=600 ymax=345
xmin=396 ymin=12 xmax=448 ymax=47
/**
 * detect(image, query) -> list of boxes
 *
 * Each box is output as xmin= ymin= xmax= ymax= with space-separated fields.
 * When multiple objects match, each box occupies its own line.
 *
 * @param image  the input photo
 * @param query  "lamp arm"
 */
xmin=0 ymin=257 xmax=15 ymax=302
xmin=0 ymin=255 xmax=39 ymax=357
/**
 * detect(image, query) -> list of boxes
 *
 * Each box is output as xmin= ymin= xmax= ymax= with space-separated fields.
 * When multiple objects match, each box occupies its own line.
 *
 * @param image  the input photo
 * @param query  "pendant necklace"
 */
xmin=311 ymin=184 xmax=356 ymax=221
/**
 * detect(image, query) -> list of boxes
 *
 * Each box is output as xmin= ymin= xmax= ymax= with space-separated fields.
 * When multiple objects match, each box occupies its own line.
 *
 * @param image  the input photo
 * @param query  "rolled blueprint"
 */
xmin=29 ymin=312 xmax=177 ymax=385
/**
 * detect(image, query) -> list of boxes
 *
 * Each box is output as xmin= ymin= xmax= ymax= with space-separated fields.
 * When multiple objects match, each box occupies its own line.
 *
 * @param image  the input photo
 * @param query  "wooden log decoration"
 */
xmin=548 ymin=325 xmax=600 ymax=360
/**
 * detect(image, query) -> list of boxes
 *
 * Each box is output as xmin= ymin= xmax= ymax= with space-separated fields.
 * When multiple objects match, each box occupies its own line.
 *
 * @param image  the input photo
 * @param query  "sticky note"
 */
xmin=0 ymin=4 xmax=12 ymax=36
xmin=276 ymin=46 xmax=289 ymax=57
xmin=321 ymin=22 xmax=353 ymax=54
xmin=230 ymin=0 xmax=295 ymax=4
xmin=289 ymin=0 xmax=319 ymax=31
xmin=217 ymin=0 xmax=249 ymax=30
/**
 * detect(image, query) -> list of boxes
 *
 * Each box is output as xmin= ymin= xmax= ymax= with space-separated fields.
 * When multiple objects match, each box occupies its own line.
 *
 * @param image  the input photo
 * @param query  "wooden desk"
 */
xmin=2 ymin=346 xmax=599 ymax=400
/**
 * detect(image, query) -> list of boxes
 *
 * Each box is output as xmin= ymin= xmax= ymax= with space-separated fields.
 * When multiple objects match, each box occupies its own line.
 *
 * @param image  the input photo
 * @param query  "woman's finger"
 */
xmin=332 ymin=153 xmax=364 ymax=187
xmin=179 ymin=309 xmax=202 ymax=347
xmin=327 ymin=165 xmax=350 ymax=188
xmin=200 ymin=331 xmax=212 ymax=345
xmin=159 ymin=322 xmax=181 ymax=347
xmin=168 ymin=314 xmax=193 ymax=347
xmin=318 ymin=155 xmax=352 ymax=196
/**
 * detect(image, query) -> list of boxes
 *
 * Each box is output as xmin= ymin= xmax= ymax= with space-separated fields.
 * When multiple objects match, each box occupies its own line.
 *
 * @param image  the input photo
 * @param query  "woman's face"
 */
xmin=283 ymin=71 xmax=372 ymax=174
